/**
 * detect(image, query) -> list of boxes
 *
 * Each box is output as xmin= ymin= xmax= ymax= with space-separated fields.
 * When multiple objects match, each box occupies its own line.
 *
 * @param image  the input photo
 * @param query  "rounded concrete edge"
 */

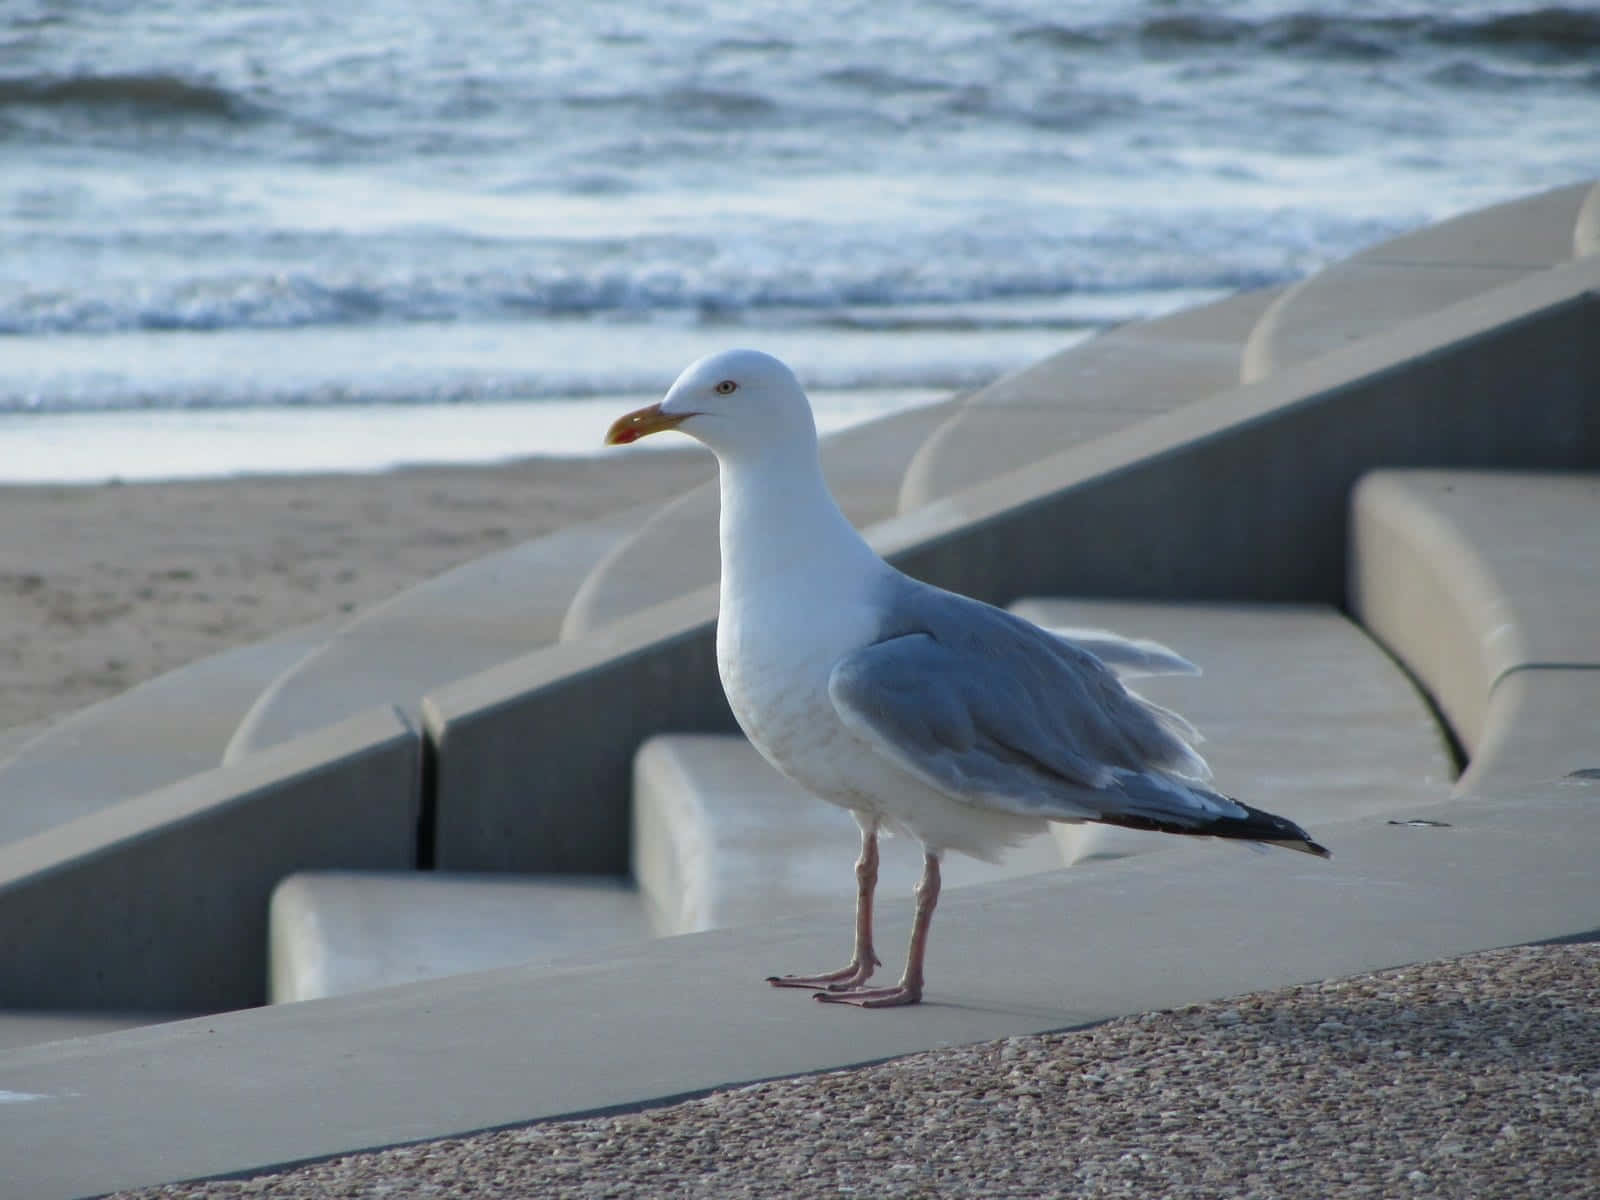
xmin=1241 ymin=181 xmax=1598 ymax=384
xmin=561 ymin=483 xmax=718 ymax=643
xmin=1573 ymin=180 xmax=1600 ymax=258
xmin=1347 ymin=472 xmax=1513 ymax=757
xmin=631 ymin=735 xmax=710 ymax=937
xmin=1237 ymin=276 xmax=1307 ymax=385
xmin=268 ymin=874 xmax=328 ymax=1005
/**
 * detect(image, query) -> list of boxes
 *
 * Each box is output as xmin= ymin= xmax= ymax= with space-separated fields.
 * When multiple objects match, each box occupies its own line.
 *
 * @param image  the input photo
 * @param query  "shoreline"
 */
xmin=0 ymin=447 xmax=712 ymax=740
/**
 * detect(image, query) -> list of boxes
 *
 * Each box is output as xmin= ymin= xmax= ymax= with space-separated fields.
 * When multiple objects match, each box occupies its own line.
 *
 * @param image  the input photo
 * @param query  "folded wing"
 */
xmin=827 ymin=583 xmax=1238 ymax=828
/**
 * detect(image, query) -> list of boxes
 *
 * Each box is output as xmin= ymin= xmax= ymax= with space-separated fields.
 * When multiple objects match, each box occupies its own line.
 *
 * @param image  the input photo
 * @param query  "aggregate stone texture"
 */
xmin=119 ymin=943 xmax=1598 ymax=1200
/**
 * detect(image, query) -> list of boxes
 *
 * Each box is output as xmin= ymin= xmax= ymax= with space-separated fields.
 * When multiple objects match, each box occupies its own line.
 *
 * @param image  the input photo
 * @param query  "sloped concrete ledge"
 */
xmin=0 ymin=706 xmax=419 ymax=1013
xmin=897 ymin=286 xmax=1282 ymax=509
xmin=878 ymin=256 xmax=1598 ymax=609
xmin=1240 ymin=181 xmax=1595 ymax=382
xmin=225 ymin=503 xmax=661 ymax=760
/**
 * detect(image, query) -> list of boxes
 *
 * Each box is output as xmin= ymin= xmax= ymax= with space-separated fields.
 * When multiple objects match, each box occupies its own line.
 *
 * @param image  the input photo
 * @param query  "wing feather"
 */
xmin=828 ymin=585 xmax=1216 ymax=824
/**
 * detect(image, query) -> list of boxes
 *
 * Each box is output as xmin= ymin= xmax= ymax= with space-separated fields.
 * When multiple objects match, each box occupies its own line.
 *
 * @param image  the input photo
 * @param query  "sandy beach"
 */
xmin=0 ymin=449 xmax=712 ymax=747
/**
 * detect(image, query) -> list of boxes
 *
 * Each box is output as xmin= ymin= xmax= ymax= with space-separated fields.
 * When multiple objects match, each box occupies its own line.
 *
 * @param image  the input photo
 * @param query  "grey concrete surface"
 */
xmin=560 ymin=397 xmax=961 ymax=640
xmin=898 ymin=286 xmax=1283 ymax=509
xmin=1010 ymin=600 xmax=1456 ymax=864
xmin=1240 ymin=181 xmax=1595 ymax=382
xmin=0 ymin=619 xmax=335 ymax=845
xmin=225 ymin=503 xmax=657 ymax=758
xmin=424 ymin=253 xmax=1599 ymax=877
xmin=1349 ymin=470 xmax=1600 ymax=753
xmin=632 ymin=734 xmax=1064 ymax=937
xmin=2 ymin=774 xmax=1594 ymax=1200
xmin=1460 ymin=668 xmax=1600 ymax=797
xmin=0 ymin=1009 xmax=200 ymax=1052
xmin=0 ymin=706 xmax=418 ymax=1013
xmin=268 ymin=870 xmax=651 ymax=1003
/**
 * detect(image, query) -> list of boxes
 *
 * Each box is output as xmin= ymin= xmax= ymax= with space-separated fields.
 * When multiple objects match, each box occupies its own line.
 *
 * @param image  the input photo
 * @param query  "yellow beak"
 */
xmin=604 ymin=402 xmax=693 ymax=446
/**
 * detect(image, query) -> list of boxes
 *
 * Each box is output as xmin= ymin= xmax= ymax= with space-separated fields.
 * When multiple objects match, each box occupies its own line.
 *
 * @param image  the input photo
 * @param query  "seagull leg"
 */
xmin=817 ymin=851 xmax=940 ymax=1008
xmin=767 ymin=822 xmax=883 ymax=990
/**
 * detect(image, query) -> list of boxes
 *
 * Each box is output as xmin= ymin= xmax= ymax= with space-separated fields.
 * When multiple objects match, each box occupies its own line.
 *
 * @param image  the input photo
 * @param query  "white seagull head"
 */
xmin=605 ymin=348 xmax=817 ymax=460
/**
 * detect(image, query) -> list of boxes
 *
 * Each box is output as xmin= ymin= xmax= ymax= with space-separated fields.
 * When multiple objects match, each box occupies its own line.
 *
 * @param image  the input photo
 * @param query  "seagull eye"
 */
xmin=714 ymin=379 xmax=738 ymax=395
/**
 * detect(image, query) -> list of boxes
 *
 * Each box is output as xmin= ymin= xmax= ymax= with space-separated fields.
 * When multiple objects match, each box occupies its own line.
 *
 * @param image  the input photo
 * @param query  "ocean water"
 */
xmin=2 ymin=0 xmax=1596 ymax=481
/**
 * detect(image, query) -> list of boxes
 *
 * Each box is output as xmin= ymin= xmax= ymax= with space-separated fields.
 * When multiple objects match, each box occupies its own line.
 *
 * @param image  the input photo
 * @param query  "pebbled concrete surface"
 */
xmin=113 ymin=942 xmax=1599 ymax=1200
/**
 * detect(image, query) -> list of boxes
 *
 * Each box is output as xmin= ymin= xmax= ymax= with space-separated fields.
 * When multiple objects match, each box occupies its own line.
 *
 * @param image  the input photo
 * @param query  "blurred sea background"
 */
xmin=2 ymin=0 xmax=1597 ymax=481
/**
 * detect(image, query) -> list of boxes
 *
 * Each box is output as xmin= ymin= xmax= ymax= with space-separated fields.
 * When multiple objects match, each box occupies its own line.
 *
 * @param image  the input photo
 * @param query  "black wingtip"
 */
xmin=1280 ymin=837 xmax=1332 ymax=859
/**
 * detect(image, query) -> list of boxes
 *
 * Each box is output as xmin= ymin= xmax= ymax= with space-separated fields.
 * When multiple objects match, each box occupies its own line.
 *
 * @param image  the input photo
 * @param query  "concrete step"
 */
xmin=1240 ymin=181 xmax=1595 ymax=383
xmin=898 ymin=286 xmax=1283 ymax=510
xmin=226 ymin=502 xmax=657 ymax=758
xmin=1349 ymin=468 xmax=1600 ymax=793
xmin=268 ymin=871 xmax=651 ymax=1003
xmin=0 ymin=619 xmax=336 ymax=846
xmin=560 ymin=398 xmax=961 ymax=640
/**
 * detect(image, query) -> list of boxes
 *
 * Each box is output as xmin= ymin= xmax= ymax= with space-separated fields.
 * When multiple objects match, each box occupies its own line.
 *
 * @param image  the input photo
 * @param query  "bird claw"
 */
xmin=766 ymin=960 xmax=877 ymax=991
xmin=814 ymin=983 xmax=922 ymax=1008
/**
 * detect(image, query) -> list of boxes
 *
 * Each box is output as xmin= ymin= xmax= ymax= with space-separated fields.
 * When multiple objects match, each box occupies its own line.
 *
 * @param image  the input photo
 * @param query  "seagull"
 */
xmin=606 ymin=349 xmax=1329 ymax=1008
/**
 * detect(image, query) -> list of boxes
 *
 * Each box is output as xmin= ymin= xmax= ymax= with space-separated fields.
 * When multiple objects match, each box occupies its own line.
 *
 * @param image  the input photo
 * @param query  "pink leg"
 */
xmin=767 ymin=824 xmax=883 ymax=990
xmin=818 ymin=851 xmax=940 ymax=1008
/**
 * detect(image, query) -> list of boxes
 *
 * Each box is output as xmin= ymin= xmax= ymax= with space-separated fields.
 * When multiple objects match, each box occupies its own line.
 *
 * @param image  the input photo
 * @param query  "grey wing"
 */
xmin=827 ymin=594 xmax=1212 ymax=823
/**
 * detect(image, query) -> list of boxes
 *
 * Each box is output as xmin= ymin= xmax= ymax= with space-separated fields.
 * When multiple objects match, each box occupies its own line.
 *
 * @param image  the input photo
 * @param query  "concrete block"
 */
xmin=1010 ymin=599 xmax=1455 ymax=863
xmin=1349 ymin=470 xmax=1600 ymax=752
xmin=269 ymin=871 xmax=650 ymax=1003
xmin=560 ymin=398 xmax=960 ymax=640
xmin=1241 ymin=182 xmax=1593 ymax=381
xmin=0 ymin=619 xmax=336 ymax=845
xmin=226 ymin=504 xmax=656 ymax=758
xmin=899 ymin=286 xmax=1283 ymax=509
xmin=632 ymin=734 xmax=1063 ymax=937
xmin=0 ymin=706 xmax=418 ymax=1013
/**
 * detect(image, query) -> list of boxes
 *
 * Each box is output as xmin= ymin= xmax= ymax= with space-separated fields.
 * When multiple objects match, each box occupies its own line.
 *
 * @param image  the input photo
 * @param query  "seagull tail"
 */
xmin=1097 ymin=786 xmax=1332 ymax=859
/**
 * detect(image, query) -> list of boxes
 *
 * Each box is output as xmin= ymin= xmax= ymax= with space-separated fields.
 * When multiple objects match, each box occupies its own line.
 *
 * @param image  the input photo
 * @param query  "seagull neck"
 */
xmin=715 ymin=443 xmax=879 ymax=586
